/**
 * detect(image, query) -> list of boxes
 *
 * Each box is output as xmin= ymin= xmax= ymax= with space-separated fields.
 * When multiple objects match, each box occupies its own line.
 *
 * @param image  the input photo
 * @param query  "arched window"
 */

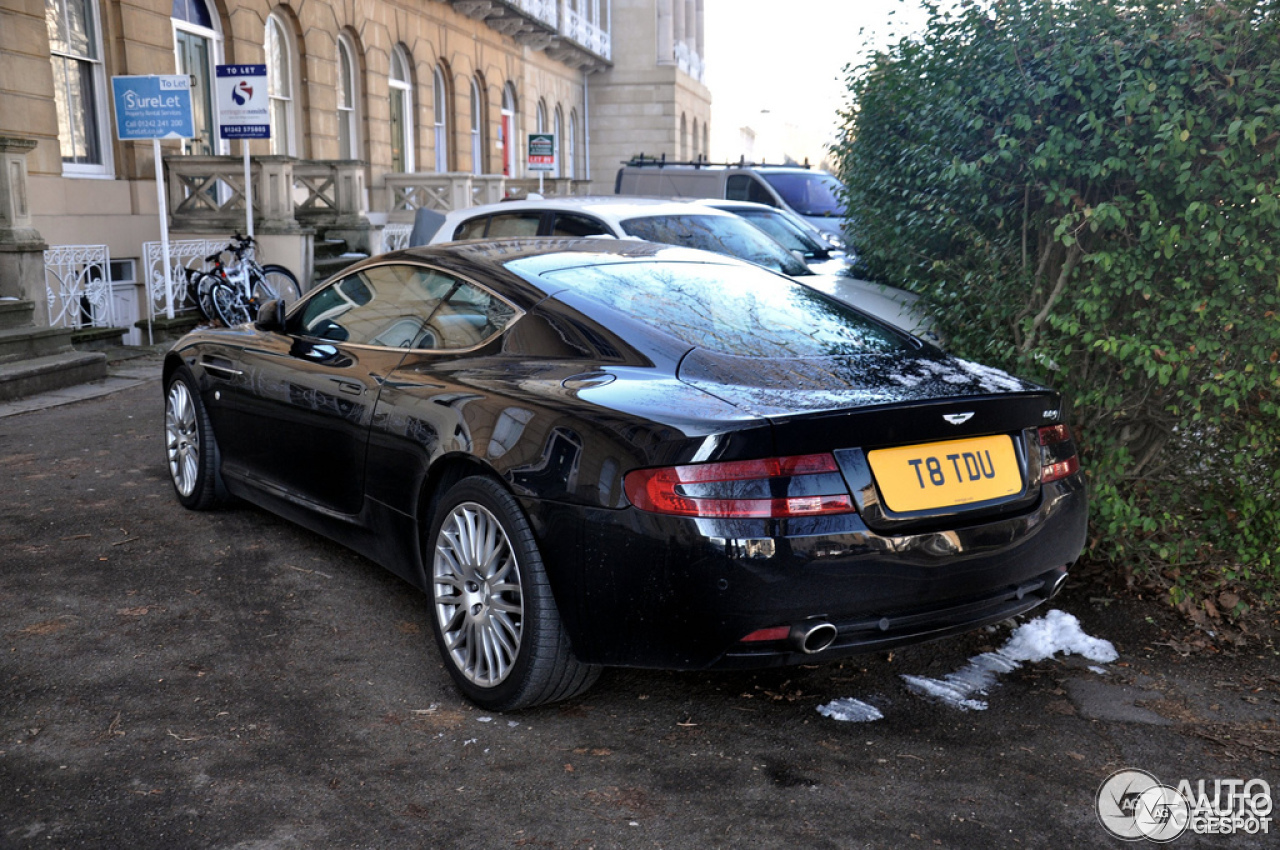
xmin=567 ymin=109 xmax=577 ymax=180
xmin=433 ymin=65 xmax=450 ymax=172
xmin=500 ymin=82 xmax=517 ymax=177
xmin=469 ymin=76 xmax=486 ymax=175
xmin=553 ymin=105 xmax=564 ymax=178
xmin=171 ymin=0 xmax=221 ymax=156
xmin=680 ymin=113 xmax=688 ymax=161
xmin=691 ymin=116 xmax=699 ymax=161
xmin=47 ymin=0 xmax=112 ymax=175
xmin=265 ymin=14 xmax=298 ymax=156
xmin=389 ymin=46 xmax=414 ymax=172
xmin=703 ymin=122 xmax=710 ymax=163
xmin=536 ymin=99 xmax=548 ymax=134
xmin=337 ymin=34 xmax=360 ymax=160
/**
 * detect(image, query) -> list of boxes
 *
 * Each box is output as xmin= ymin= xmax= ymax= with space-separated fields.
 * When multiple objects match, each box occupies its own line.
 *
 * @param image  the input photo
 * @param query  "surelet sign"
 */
xmin=111 ymin=75 xmax=193 ymax=141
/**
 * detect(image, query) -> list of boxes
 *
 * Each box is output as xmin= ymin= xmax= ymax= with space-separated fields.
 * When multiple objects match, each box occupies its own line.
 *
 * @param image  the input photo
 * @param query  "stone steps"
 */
xmin=0 ymin=299 xmax=110 ymax=401
xmin=0 ymin=349 xmax=107 ymax=402
xmin=313 ymin=237 xmax=368 ymax=287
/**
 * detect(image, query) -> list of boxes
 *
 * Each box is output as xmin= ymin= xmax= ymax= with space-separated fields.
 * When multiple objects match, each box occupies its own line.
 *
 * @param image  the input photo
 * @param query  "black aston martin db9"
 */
xmin=163 ymin=239 xmax=1087 ymax=711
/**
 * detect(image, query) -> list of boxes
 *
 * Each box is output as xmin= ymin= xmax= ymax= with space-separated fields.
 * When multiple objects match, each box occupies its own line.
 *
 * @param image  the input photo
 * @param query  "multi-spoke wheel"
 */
xmin=427 ymin=476 xmax=599 ymax=711
xmin=164 ymin=368 xmax=225 ymax=510
xmin=253 ymin=264 xmax=301 ymax=305
xmin=210 ymin=281 xmax=251 ymax=327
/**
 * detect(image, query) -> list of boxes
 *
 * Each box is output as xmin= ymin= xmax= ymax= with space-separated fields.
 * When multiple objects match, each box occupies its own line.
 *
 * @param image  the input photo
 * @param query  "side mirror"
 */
xmin=255 ymin=298 xmax=286 ymax=332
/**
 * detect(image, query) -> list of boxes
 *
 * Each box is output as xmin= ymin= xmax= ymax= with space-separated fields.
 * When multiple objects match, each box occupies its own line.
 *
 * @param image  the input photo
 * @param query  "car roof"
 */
xmin=440 ymin=195 xmax=739 ymax=224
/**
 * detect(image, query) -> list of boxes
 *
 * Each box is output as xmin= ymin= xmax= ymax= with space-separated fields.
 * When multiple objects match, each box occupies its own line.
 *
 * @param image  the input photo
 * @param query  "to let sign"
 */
xmin=527 ymin=133 xmax=556 ymax=171
xmin=111 ymin=75 xmax=194 ymax=140
xmin=215 ymin=64 xmax=270 ymax=140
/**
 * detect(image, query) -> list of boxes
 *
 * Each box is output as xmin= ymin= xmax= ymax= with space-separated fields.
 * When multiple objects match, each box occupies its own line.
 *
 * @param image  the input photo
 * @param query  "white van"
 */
xmin=614 ymin=158 xmax=848 ymax=245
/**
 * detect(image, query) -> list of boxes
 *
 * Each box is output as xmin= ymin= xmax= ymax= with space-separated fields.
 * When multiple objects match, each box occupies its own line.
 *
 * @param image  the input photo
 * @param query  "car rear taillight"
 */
xmin=1037 ymin=424 xmax=1080 ymax=484
xmin=623 ymin=453 xmax=855 ymax=518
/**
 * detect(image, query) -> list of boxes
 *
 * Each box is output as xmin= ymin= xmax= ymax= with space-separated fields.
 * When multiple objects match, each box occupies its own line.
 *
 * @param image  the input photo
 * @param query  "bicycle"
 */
xmin=192 ymin=233 xmax=301 ymax=327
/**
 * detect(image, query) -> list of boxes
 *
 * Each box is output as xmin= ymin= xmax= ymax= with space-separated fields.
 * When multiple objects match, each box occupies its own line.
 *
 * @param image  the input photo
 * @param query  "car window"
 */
xmin=454 ymin=216 xmax=489 ymax=240
xmin=292 ymin=263 xmax=519 ymax=350
xmin=759 ymin=172 xmax=846 ymax=217
xmin=551 ymin=213 xmax=612 ymax=238
xmin=619 ymin=213 xmax=810 ymax=276
xmin=726 ymin=175 xmax=776 ymax=206
xmin=738 ymin=210 xmax=826 ymax=258
xmin=541 ymin=261 xmax=907 ymax=357
xmin=487 ymin=213 xmax=543 ymax=238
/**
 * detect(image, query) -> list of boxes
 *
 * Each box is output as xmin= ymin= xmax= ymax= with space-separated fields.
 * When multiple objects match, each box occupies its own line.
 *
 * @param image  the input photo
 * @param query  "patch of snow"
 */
xmin=901 ymin=674 xmax=989 ymax=711
xmin=900 ymin=609 xmax=1115 ymax=712
xmin=816 ymin=697 xmax=884 ymax=723
xmin=1000 ymin=609 xmax=1118 ymax=663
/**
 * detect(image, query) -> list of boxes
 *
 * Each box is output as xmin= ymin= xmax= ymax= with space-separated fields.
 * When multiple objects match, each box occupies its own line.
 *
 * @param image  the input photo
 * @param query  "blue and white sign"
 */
xmin=215 ymin=64 xmax=270 ymax=140
xmin=111 ymin=75 xmax=194 ymax=140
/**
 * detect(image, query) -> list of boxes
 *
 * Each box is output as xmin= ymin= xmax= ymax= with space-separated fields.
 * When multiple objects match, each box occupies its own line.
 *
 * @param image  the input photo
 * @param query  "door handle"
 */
xmin=332 ymin=379 xmax=364 ymax=395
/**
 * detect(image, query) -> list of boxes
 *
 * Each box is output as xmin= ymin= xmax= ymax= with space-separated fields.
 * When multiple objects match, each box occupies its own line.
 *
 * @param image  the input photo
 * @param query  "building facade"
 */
xmin=586 ymin=0 xmax=710 ymax=188
xmin=0 ymin=0 xmax=710 ymax=341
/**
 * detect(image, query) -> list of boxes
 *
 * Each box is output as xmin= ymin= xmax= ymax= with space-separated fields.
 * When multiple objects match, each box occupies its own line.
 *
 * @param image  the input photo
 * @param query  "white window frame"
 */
xmin=337 ymin=34 xmax=360 ymax=160
xmin=501 ymin=82 xmax=517 ymax=178
xmin=266 ymin=14 xmax=298 ymax=156
xmin=433 ymin=65 xmax=449 ymax=172
xmin=171 ymin=0 xmax=225 ymax=156
xmin=469 ymin=76 xmax=484 ymax=175
xmin=553 ymin=105 xmax=564 ymax=178
xmin=46 ymin=0 xmax=113 ymax=177
xmin=390 ymin=46 xmax=415 ymax=173
xmin=567 ymin=109 xmax=577 ymax=180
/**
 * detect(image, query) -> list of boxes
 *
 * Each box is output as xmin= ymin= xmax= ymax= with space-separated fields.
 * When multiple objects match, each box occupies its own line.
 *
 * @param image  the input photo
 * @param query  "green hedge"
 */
xmin=834 ymin=0 xmax=1280 ymax=610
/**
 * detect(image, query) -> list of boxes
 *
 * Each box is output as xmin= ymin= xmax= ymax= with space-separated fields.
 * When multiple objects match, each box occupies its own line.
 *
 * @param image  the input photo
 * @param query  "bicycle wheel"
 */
xmin=211 ymin=281 xmax=252 ymax=327
xmin=192 ymin=271 xmax=222 ymax=322
xmin=252 ymin=264 xmax=301 ymax=305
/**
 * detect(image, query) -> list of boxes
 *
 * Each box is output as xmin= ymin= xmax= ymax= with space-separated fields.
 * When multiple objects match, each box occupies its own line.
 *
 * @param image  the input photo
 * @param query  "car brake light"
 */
xmin=623 ymin=453 xmax=856 ymax=518
xmin=1037 ymin=425 xmax=1080 ymax=484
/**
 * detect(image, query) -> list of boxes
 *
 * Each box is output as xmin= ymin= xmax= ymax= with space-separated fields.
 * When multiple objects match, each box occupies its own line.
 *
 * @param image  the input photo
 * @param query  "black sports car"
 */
xmin=163 ymin=239 xmax=1087 ymax=711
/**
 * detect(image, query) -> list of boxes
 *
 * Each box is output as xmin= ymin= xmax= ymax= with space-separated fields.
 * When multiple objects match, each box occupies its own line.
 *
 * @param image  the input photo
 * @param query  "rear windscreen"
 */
xmin=540 ymin=261 xmax=909 ymax=358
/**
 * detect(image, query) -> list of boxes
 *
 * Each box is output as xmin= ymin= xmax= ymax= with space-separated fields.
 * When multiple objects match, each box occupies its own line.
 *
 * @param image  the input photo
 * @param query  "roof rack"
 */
xmin=622 ymin=153 xmax=812 ymax=170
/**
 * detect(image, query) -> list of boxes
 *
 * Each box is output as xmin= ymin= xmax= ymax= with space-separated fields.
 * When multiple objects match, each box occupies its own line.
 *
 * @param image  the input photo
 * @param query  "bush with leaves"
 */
xmin=833 ymin=0 xmax=1280 ymax=611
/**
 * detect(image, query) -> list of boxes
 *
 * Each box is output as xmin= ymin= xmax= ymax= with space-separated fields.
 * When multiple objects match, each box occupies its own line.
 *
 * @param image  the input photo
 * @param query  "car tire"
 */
xmin=164 ymin=367 xmax=226 ymax=510
xmin=426 ymin=476 xmax=600 ymax=711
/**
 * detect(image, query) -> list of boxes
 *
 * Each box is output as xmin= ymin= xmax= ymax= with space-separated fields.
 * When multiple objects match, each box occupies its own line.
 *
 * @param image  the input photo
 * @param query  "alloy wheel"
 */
xmin=165 ymin=380 xmax=200 ymax=497
xmin=432 ymin=502 xmax=525 ymax=687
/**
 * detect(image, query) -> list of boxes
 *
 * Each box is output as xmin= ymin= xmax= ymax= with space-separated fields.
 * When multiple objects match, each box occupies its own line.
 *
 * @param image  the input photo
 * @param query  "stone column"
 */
xmin=325 ymin=160 xmax=376 ymax=255
xmin=656 ymin=0 xmax=674 ymax=63
xmin=695 ymin=0 xmax=705 ymax=60
xmin=0 ymin=136 xmax=51 ymax=324
xmin=255 ymin=156 xmax=302 ymax=233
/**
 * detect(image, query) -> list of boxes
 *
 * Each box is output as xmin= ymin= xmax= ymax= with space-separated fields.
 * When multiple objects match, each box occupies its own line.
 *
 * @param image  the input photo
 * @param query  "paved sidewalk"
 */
xmin=0 ymin=344 xmax=167 ymax=419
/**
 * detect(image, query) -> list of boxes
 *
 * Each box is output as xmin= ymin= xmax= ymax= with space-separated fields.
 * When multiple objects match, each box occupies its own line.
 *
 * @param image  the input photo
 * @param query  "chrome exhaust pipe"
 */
xmin=1047 ymin=570 xmax=1069 ymax=600
xmin=790 ymin=621 xmax=838 ymax=654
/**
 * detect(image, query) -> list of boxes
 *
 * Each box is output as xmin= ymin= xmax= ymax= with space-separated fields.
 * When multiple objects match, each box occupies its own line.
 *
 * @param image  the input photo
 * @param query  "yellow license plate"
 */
xmin=868 ymin=435 xmax=1022 ymax=512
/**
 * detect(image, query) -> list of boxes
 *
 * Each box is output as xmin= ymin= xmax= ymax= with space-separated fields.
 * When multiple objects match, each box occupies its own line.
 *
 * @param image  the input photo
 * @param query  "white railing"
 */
xmin=675 ymin=42 xmax=704 ymax=83
xmin=44 ymin=244 xmax=114 ymax=330
xmin=383 ymin=224 xmax=412 ymax=253
xmin=561 ymin=5 xmax=611 ymax=60
xmin=517 ymin=0 xmax=558 ymax=28
xmin=142 ymin=238 xmax=227 ymax=322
